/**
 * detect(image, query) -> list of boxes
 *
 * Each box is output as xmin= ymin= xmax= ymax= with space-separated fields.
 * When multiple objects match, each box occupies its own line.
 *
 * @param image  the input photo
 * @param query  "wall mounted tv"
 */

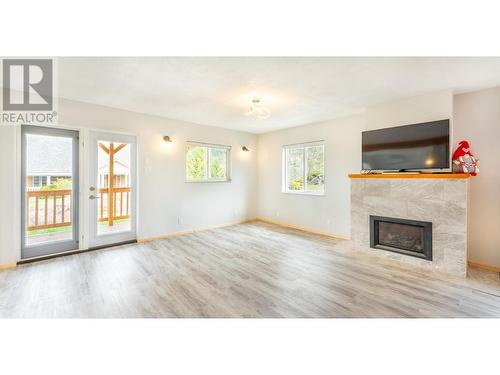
xmin=362 ymin=119 xmax=450 ymax=171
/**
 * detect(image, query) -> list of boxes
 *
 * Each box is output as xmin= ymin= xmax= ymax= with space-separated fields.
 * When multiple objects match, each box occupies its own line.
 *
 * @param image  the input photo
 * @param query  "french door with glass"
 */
xmin=88 ymin=131 xmax=137 ymax=248
xmin=21 ymin=125 xmax=79 ymax=258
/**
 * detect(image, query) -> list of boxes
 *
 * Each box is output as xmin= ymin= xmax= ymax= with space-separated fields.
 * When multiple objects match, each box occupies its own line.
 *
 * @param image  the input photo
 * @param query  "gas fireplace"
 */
xmin=369 ymin=216 xmax=432 ymax=261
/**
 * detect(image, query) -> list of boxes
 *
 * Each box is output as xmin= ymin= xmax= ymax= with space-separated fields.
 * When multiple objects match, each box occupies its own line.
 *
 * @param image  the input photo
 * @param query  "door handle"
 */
xmin=89 ymin=195 xmax=100 ymax=200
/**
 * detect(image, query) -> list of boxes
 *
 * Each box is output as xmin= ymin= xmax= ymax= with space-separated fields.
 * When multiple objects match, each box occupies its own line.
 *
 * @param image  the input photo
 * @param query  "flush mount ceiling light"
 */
xmin=245 ymin=98 xmax=270 ymax=119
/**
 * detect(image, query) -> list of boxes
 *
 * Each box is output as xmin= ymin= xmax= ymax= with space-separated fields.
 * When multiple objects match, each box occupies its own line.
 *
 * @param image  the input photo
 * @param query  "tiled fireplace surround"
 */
xmin=350 ymin=174 xmax=469 ymax=277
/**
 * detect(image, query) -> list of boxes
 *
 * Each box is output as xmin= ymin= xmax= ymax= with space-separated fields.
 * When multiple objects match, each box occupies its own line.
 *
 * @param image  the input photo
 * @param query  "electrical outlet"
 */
xmin=178 ymin=217 xmax=183 ymax=225
xmin=276 ymin=211 xmax=280 ymax=217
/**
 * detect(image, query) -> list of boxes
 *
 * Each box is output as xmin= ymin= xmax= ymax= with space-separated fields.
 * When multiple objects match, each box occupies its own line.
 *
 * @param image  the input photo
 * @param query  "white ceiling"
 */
xmin=57 ymin=57 xmax=500 ymax=134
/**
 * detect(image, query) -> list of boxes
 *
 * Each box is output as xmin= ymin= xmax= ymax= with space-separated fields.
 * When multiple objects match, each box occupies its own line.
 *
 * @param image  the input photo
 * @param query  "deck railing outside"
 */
xmin=98 ymin=187 xmax=130 ymax=222
xmin=26 ymin=187 xmax=131 ymax=231
xmin=26 ymin=189 xmax=72 ymax=231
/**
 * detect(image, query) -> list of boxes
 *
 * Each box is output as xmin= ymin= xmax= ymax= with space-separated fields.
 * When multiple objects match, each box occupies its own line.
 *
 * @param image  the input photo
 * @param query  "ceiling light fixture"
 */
xmin=245 ymin=98 xmax=270 ymax=119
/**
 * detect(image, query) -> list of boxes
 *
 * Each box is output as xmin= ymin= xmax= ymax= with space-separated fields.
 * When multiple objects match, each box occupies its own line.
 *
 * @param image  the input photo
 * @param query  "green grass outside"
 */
xmin=27 ymin=218 xmax=131 ymax=237
xmin=27 ymin=225 xmax=72 ymax=236
xmin=98 ymin=218 xmax=130 ymax=225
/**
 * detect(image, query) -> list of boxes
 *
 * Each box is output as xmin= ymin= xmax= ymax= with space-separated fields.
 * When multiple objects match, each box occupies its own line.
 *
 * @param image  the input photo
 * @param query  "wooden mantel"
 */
xmin=348 ymin=173 xmax=470 ymax=179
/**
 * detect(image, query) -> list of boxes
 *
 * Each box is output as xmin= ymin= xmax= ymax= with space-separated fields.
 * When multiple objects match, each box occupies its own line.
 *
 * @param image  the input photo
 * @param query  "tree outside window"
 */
xmin=284 ymin=143 xmax=324 ymax=194
xmin=186 ymin=143 xmax=230 ymax=182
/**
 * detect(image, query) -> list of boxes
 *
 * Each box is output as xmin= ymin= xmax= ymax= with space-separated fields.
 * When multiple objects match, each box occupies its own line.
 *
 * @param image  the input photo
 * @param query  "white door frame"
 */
xmin=88 ymin=130 xmax=137 ymax=248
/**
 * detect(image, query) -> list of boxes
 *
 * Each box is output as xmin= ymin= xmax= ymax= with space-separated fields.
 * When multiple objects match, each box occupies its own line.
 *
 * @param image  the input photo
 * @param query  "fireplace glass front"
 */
xmin=370 ymin=216 xmax=432 ymax=261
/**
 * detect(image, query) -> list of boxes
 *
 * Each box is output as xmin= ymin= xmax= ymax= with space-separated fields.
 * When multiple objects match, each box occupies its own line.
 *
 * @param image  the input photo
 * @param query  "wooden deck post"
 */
xmin=98 ymin=141 xmax=127 ymax=227
xmin=108 ymin=142 xmax=114 ymax=226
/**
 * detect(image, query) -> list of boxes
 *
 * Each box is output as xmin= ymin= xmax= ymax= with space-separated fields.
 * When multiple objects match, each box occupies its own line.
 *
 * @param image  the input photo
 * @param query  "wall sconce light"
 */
xmin=242 ymin=146 xmax=250 ymax=152
xmin=163 ymin=136 xmax=172 ymax=143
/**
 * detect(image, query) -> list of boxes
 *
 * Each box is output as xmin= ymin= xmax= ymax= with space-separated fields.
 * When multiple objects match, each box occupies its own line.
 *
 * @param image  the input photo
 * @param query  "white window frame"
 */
xmin=33 ymin=175 xmax=49 ymax=187
xmin=185 ymin=141 xmax=231 ymax=183
xmin=282 ymin=141 xmax=325 ymax=195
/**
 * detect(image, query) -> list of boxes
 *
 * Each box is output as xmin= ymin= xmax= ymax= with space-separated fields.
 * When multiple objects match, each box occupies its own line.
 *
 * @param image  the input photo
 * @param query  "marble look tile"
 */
xmin=350 ymin=178 xmax=469 ymax=277
xmin=443 ymin=179 xmax=468 ymax=208
xmin=362 ymin=195 xmax=407 ymax=218
xmin=406 ymin=199 xmax=444 ymax=223
xmin=390 ymin=179 xmax=445 ymax=201
xmin=431 ymin=243 xmax=445 ymax=265
xmin=363 ymin=179 xmax=392 ymax=197
xmin=440 ymin=202 xmax=467 ymax=229
xmin=443 ymin=248 xmax=467 ymax=276
xmin=351 ymin=179 xmax=366 ymax=197
xmin=434 ymin=232 xmax=466 ymax=251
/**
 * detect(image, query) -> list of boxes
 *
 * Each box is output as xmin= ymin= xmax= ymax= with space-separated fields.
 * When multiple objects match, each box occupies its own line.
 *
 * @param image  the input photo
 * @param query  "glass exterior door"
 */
xmin=21 ymin=126 xmax=79 ymax=258
xmin=88 ymin=131 xmax=136 ymax=248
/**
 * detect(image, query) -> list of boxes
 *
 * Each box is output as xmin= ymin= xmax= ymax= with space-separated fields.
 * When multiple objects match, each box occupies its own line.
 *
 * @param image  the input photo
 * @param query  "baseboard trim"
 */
xmin=468 ymin=260 xmax=500 ymax=273
xmin=138 ymin=219 xmax=255 ymax=243
xmin=0 ymin=262 xmax=17 ymax=270
xmin=256 ymin=217 xmax=351 ymax=240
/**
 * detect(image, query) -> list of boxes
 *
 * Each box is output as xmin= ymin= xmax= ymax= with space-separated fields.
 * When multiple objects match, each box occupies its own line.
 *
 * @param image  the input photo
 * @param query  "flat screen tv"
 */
xmin=362 ymin=119 xmax=450 ymax=171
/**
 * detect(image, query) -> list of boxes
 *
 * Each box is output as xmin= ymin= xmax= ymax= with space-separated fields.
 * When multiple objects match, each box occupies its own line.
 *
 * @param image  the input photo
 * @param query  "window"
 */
xmin=32 ymin=175 xmax=48 ymax=187
xmin=283 ymin=143 xmax=325 ymax=194
xmin=186 ymin=142 xmax=231 ymax=182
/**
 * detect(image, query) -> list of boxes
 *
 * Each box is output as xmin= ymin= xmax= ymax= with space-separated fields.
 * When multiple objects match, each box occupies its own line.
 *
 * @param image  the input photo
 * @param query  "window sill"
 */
xmin=282 ymin=191 xmax=325 ymax=196
xmin=185 ymin=179 xmax=232 ymax=183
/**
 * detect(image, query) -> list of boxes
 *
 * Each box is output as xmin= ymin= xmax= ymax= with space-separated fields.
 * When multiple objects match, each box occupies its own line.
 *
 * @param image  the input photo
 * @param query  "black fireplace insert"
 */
xmin=369 ymin=216 xmax=432 ymax=261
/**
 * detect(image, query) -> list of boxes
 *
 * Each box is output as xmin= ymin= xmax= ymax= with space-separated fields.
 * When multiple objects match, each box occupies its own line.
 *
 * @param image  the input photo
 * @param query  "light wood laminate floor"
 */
xmin=1 ymin=221 xmax=499 ymax=318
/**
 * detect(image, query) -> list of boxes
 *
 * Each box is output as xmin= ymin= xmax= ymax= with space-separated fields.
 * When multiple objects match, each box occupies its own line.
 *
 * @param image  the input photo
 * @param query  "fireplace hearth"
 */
xmin=370 ymin=216 xmax=432 ymax=261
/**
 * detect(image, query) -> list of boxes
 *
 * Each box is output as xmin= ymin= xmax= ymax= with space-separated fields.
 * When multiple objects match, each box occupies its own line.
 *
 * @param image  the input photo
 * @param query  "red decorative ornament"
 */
xmin=452 ymin=140 xmax=479 ymax=176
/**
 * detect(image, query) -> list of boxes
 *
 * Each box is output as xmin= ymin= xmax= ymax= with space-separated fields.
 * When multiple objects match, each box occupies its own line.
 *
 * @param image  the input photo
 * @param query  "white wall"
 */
xmin=454 ymin=86 xmax=500 ymax=267
xmin=257 ymin=90 xmax=454 ymax=238
xmin=257 ymin=114 xmax=364 ymax=237
xmin=365 ymin=90 xmax=453 ymax=130
xmin=0 ymin=126 xmax=20 ymax=265
xmin=0 ymin=98 xmax=258 ymax=264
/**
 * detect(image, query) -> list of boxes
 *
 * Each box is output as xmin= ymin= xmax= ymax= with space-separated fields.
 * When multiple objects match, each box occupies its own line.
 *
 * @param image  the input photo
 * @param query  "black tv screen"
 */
xmin=362 ymin=119 xmax=450 ymax=171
